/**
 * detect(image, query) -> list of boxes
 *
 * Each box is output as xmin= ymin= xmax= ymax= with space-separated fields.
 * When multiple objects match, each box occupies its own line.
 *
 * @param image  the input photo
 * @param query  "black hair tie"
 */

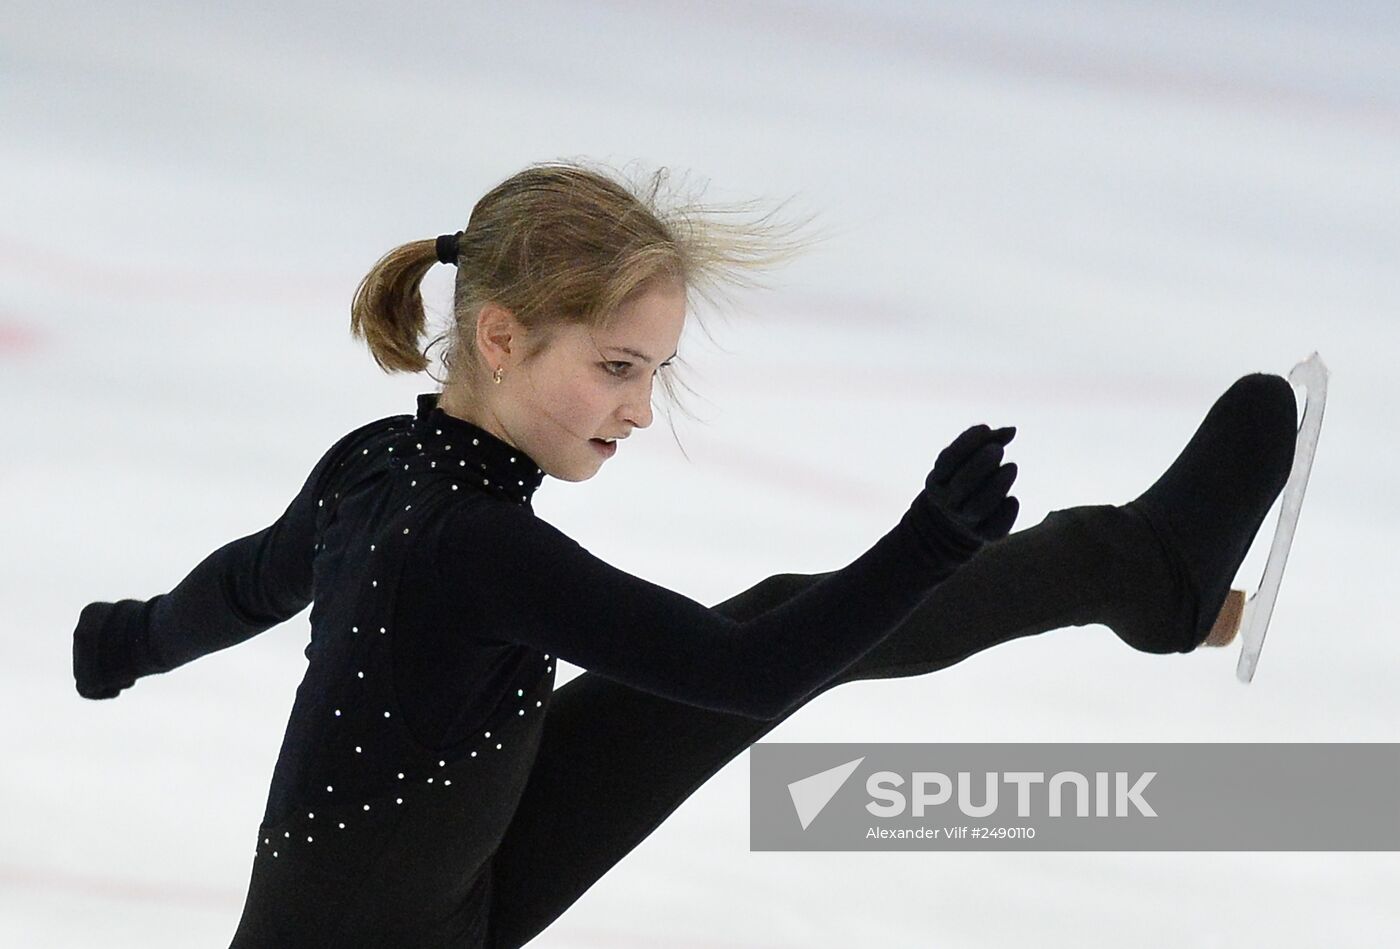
xmin=435 ymin=231 xmax=464 ymax=266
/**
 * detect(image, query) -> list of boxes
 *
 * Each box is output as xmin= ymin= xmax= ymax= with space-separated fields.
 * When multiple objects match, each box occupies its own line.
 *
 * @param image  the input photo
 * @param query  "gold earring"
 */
xmin=492 ymin=366 xmax=504 ymax=384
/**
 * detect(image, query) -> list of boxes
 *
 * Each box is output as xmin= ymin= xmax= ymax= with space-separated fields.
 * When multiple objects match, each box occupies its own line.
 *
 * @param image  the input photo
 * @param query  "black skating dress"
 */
xmin=72 ymin=392 xmax=985 ymax=947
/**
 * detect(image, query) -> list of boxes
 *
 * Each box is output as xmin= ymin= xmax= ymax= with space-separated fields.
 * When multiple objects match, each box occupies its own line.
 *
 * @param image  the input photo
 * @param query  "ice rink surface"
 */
xmin=2 ymin=1 xmax=1397 ymax=945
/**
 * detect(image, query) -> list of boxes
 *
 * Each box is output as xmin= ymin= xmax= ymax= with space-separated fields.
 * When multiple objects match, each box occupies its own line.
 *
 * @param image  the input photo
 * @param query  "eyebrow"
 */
xmin=605 ymin=346 xmax=678 ymax=365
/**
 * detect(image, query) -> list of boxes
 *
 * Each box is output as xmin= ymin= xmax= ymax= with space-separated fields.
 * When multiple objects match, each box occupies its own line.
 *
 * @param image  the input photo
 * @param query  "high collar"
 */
xmin=407 ymin=392 xmax=545 ymax=506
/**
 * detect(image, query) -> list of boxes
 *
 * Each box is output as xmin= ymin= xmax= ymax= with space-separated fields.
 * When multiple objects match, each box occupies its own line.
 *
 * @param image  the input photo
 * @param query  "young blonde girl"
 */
xmin=74 ymin=160 xmax=1297 ymax=947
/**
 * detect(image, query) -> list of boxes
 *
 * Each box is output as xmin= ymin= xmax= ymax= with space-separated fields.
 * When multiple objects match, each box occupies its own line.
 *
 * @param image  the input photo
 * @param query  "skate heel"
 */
xmin=1201 ymin=588 xmax=1246 ymax=647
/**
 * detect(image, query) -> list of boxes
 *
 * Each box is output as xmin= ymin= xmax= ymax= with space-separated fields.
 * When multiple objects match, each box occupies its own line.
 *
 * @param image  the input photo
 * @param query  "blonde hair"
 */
xmin=349 ymin=158 xmax=826 ymax=424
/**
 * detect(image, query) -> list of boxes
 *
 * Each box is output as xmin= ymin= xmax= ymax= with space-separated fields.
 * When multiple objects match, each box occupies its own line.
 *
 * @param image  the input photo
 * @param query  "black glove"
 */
xmin=906 ymin=423 xmax=1020 ymax=558
xmin=73 ymin=596 xmax=163 ymax=700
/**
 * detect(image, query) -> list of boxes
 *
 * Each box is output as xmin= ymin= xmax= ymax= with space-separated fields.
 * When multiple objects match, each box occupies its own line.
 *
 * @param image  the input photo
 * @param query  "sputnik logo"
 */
xmin=786 ymin=756 xmax=865 ymax=830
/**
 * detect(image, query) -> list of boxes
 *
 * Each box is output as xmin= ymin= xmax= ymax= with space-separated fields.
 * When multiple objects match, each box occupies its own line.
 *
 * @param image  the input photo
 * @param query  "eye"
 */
xmin=603 ymin=358 xmax=674 ymax=378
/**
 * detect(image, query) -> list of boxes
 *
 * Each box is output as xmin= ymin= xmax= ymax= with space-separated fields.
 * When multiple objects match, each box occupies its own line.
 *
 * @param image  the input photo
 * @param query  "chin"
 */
xmin=548 ymin=462 xmax=596 ymax=484
xmin=537 ymin=447 xmax=607 ymax=484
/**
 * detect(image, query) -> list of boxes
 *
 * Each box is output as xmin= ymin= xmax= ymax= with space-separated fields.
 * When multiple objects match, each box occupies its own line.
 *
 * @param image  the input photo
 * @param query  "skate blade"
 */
xmin=1234 ymin=351 xmax=1328 ymax=683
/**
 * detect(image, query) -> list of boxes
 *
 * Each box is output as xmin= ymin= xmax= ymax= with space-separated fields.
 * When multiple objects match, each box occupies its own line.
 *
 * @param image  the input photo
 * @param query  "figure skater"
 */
xmin=72 ymin=160 xmax=1298 ymax=947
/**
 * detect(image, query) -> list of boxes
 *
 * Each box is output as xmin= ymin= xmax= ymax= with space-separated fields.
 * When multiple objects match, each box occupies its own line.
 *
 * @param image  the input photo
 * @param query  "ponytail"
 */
xmin=349 ymin=238 xmax=442 ymax=374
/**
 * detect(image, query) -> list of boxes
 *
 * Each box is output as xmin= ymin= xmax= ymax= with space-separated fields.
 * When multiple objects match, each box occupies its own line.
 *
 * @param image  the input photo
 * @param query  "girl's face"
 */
xmin=477 ymin=280 xmax=686 ymax=483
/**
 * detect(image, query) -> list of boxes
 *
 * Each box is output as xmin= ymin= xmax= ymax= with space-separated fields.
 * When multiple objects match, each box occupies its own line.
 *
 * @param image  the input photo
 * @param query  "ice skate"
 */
xmin=1146 ymin=354 xmax=1328 ymax=676
xmin=1111 ymin=367 xmax=1307 ymax=658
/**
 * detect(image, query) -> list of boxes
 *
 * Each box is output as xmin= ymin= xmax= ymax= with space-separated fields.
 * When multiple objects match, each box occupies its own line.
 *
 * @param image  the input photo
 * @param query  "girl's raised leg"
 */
xmin=485 ymin=502 xmax=1184 ymax=948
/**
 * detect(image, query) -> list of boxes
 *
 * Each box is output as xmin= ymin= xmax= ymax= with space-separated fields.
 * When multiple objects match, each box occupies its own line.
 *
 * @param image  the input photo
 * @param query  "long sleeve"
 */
xmin=435 ymin=495 xmax=984 ymax=720
xmin=72 ymin=418 xmax=388 ymax=699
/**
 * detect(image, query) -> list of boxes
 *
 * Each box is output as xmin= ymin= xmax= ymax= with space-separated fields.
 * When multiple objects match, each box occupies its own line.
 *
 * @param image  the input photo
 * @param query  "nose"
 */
xmin=621 ymin=386 xmax=654 ymax=431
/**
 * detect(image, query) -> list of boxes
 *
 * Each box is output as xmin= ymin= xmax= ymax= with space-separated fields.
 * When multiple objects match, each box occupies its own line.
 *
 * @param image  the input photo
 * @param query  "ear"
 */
xmin=475 ymin=302 xmax=520 ymax=366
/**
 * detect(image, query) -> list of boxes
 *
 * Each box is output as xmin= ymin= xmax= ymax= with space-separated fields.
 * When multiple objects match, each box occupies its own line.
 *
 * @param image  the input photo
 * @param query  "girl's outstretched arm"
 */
xmin=433 ymin=488 xmax=984 ymax=721
xmin=72 ymin=418 xmax=391 ymax=699
xmin=434 ymin=422 xmax=1015 ymax=720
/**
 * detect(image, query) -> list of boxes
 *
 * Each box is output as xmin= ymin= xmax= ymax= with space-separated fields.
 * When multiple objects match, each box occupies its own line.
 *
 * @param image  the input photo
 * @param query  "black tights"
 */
xmin=484 ymin=502 xmax=1183 ymax=947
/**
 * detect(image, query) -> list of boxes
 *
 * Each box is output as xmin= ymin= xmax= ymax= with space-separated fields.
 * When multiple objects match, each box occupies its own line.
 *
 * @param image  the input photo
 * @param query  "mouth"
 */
xmin=589 ymin=437 xmax=618 ymax=458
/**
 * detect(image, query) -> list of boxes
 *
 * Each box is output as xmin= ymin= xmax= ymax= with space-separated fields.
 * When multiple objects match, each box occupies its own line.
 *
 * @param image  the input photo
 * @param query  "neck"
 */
xmin=438 ymin=388 xmax=517 ymax=450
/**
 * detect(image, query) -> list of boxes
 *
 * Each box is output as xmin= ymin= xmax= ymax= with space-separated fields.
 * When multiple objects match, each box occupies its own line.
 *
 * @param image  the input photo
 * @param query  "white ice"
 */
xmin=2 ymin=1 xmax=1397 ymax=946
